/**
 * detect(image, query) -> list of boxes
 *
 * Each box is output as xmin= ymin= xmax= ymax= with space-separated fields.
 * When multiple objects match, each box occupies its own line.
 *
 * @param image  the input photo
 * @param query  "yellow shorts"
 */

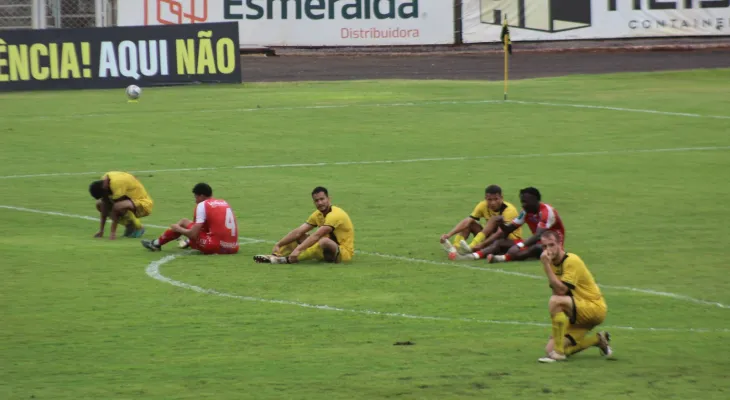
xmin=314 ymin=243 xmax=353 ymax=263
xmin=572 ymin=297 xmax=607 ymax=327
xmin=338 ymin=247 xmax=354 ymax=263
xmin=132 ymin=197 xmax=153 ymax=218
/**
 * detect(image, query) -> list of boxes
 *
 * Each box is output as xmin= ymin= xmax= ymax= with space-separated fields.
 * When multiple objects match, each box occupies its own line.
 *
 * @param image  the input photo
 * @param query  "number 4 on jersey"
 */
xmin=225 ymin=208 xmax=237 ymax=237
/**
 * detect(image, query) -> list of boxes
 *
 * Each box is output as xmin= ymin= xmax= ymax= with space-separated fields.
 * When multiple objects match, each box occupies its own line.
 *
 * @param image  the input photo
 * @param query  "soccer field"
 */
xmin=1 ymin=69 xmax=729 ymax=399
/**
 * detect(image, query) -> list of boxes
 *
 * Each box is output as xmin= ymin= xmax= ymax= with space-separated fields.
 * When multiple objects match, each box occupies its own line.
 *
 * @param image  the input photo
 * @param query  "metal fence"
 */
xmin=0 ymin=0 xmax=33 ymax=30
xmin=0 ymin=0 xmax=114 ymax=29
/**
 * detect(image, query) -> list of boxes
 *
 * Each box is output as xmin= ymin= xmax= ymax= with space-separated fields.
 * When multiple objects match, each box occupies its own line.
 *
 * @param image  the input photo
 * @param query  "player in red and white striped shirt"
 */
xmin=141 ymin=183 xmax=239 ymax=255
xmin=489 ymin=187 xmax=565 ymax=263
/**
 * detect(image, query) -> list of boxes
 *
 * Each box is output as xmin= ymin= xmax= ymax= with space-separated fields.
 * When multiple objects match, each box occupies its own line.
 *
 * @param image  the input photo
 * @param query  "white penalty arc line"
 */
xmin=147 ymin=253 xmax=730 ymax=334
xmin=2 ymin=145 xmax=730 ymax=180
xmin=2 ymin=204 xmax=730 ymax=311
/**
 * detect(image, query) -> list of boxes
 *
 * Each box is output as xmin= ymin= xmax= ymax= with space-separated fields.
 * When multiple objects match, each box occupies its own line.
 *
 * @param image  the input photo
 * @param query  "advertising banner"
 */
xmin=117 ymin=0 xmax=455 ymax=47
xmin=0 ymin=21 xmax=241 ymax=92
xmin=463 ymin=0 xmax=730 ymax=43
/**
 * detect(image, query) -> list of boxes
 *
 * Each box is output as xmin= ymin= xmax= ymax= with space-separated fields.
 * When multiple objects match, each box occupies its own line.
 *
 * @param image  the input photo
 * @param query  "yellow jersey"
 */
xmin=103 ymin=171 xmax=151 ymax=202
xmin=306 ymin=206 xmax=355 ymax=255
xmin=470 ymin=200 xmax=523 ymax=240
xmin=552 ymin=253 xmax=604 ymax=303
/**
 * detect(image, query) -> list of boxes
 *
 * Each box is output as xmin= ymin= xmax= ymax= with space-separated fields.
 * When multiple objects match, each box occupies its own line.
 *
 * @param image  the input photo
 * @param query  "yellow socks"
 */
xmin=127 ymin=212 xmax=142 ymax=229
xmin=565 ymin=333 xmax=600 ymax=356
xmin=452 ymin=234 xmax=465 ymax=248
xmin=298 ymin=244 xmax=324 ymax=261
xmin=276 ymin=242 xmax=298 ymax=256
xmin=551 ymin=312 xmax=569 ymax=354
xmin=469 ymin=232 xmax=486 ymax=248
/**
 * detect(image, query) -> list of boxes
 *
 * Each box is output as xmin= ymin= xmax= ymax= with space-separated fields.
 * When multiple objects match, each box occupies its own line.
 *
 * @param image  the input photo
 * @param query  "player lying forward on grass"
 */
xmin=89 ymin=171 xmax=153 ymax=240
xmin=254 ymin=186 xmax=354 ymax=264
xmin=537 ymin=230 xmax=612 ymax=363
xmin=451 ymin=187 xmax=565 ymax=263
xmin=439 ymin=184 xmax=523 ymax=259
xmin=141 ymin=183 xmax=240 ymax=255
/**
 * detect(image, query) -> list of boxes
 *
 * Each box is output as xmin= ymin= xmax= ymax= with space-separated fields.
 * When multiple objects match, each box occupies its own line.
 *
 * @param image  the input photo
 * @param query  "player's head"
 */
xmin=89 ymin=180 xmax=107 ymax=199
xmin=192 ymin=183 xmax=213 ymax=204
xmin=540 ymin=230 xmax=564 ymax=262
xmin=519 ymin=187 xmax=541 ymax=213
xmin=311 ymin=186 xmax=331 ymax=212
xmin=484 ymin=184 xmax=504 ymax=211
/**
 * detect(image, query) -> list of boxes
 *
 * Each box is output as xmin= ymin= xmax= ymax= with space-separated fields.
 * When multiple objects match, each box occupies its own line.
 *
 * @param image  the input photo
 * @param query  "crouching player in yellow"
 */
xmin=538 ymin=230 xmax=613 ymax=363
xmin=88 ymin=171 xmax=154 ymax=240
xmin=254 ymin=186 xmax=354 ymax=264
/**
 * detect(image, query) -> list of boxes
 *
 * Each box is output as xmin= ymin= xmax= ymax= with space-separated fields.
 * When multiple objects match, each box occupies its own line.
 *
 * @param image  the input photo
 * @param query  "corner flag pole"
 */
xmin=502 ymin=15 xmax=511 ymax=101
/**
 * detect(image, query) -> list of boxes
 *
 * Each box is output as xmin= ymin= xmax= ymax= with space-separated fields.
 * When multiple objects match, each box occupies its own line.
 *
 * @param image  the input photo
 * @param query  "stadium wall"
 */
xmin=110 ymin=0 xmax=730 ymax=49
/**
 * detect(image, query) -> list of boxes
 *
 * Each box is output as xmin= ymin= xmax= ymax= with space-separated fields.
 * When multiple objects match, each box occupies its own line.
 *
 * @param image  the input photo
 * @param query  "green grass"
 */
xmin=1 ymin=69 xmax=730 ymax=399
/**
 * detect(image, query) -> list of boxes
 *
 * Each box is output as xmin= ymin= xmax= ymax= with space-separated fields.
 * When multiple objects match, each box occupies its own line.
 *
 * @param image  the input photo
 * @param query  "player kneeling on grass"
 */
xmin=254 ymin=186 xmax=354 ymax=264
xmin=537 ymin=230 xmax=612 ymax=363
xmin=89 ymin=171 xmax=153 ymax=240
xmin=141 ymin=183 xmax=239 ymax=255
xmin=439 ymin=184 xmax=523 ymax=260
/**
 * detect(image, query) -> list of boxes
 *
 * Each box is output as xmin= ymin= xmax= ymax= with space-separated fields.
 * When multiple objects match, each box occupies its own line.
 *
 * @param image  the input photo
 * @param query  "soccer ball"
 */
xmin=126 ymin=85 xmax=142 ymax=100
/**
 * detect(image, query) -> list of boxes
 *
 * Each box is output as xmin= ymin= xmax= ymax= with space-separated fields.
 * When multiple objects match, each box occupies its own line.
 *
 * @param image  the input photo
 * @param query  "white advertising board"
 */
xmin=463 ymin=0 xmax=730 ymax=43
xmin=117 ymin=0 xmax=455 ymax=47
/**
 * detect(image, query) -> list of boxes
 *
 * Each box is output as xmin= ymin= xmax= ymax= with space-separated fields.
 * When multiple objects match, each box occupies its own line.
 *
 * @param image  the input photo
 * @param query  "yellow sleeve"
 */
xmin=470 ymin=201 xmax=487 ymax=220
xmin=502 ymin=205 xmax=519 ymax=224
xmin=107 ymin=174 xmax=128 ymax=200
xmin=306 ymin=211 xmax=320 ymax=226
xmin=559 ymin=256 xmax=584 ymax=290
xmin=324 ymin=209 xmax=344 ymax=230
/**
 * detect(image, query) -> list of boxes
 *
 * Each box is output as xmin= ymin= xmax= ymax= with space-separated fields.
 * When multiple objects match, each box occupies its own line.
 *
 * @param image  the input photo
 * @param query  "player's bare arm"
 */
xmin=470 ymin=223 xmax=506 ymax=251
xmin=440 ymin=217 xmax=478 ymax=242
xmin=94 ymin=198 xmax=112 ymax=237
xmin=108 ymin=199 xmax=136 ymax=240
xmin=273 ymin=223 xmax=314 ymax=254
xmin=172 ymin=222 xmax=203 ymax=240
xmin=289 ymin=225 xmax=332 ymax=263
xmin=523 ymin=227 xmax=547 ymax=248
xmin=541 ymin=250 xmax=569 ymax=296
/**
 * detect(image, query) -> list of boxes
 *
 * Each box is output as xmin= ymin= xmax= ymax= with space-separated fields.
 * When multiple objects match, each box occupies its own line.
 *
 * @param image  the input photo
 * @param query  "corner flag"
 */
xmin=501 ymin=16 xmax=512 ymax=101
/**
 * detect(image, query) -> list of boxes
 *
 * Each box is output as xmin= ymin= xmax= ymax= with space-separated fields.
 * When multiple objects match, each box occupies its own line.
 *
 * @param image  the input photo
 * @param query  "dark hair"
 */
xmin=485 ymin=185 xmax=502 ymax=195
xmin=312 ymin=186 xmax=329 ymax=197
xmin=192 ymin=183 xmax=213 ymax=197
xmin=519 ymin=187 xmax=541 ymax=201
xmin=542 ymin=230 xmax=561 ymax=241
xmin=89 ymin=180 xmax=105 ymax=199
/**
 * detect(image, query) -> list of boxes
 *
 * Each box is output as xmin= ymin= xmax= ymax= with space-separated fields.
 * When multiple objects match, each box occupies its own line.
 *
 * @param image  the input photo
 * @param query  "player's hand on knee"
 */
xmin=272 ymin=244 xmax=280 ymax=255
xmin=440 ymin=234 xmax=449 ymax=242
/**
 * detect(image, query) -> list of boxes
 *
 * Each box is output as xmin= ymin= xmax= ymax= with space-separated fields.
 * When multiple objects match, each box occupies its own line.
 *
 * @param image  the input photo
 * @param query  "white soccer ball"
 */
xmin=126 ymin=85 xmax=142 ymax=100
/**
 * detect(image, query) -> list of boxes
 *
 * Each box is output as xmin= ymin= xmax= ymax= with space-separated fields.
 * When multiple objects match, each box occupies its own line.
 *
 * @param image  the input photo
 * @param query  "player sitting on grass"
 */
xmin=537 ymin=230 xmax=612 ymax=363
xmin=254 ymin=186 xmax=354 ymax=264
xmin=452 ymin=187 xmax=565 ymax=263
xmin=141 ymin=183 xmax=239 ymax=255
xmin=439 ymin=184 xmax=522 ymax=259
xmin=89 ymin=171 xmax=153 ymax=240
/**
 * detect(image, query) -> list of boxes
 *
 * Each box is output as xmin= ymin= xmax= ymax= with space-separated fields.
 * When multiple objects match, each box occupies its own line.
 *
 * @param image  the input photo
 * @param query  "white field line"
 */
xmin=6 ymin=98 xmax=730 ymax=121
xmin=2 ymin=204 xmax=729 ymax=311
xmin=507 ymin=100 xmax=730 ymax=120
xmin=2 ymin=145 xmax=730 ymax=180
xmin=147 ymin=253 xmax=730 ymax=334
xmin=7 ymin=99 xmax=501 ymax=121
